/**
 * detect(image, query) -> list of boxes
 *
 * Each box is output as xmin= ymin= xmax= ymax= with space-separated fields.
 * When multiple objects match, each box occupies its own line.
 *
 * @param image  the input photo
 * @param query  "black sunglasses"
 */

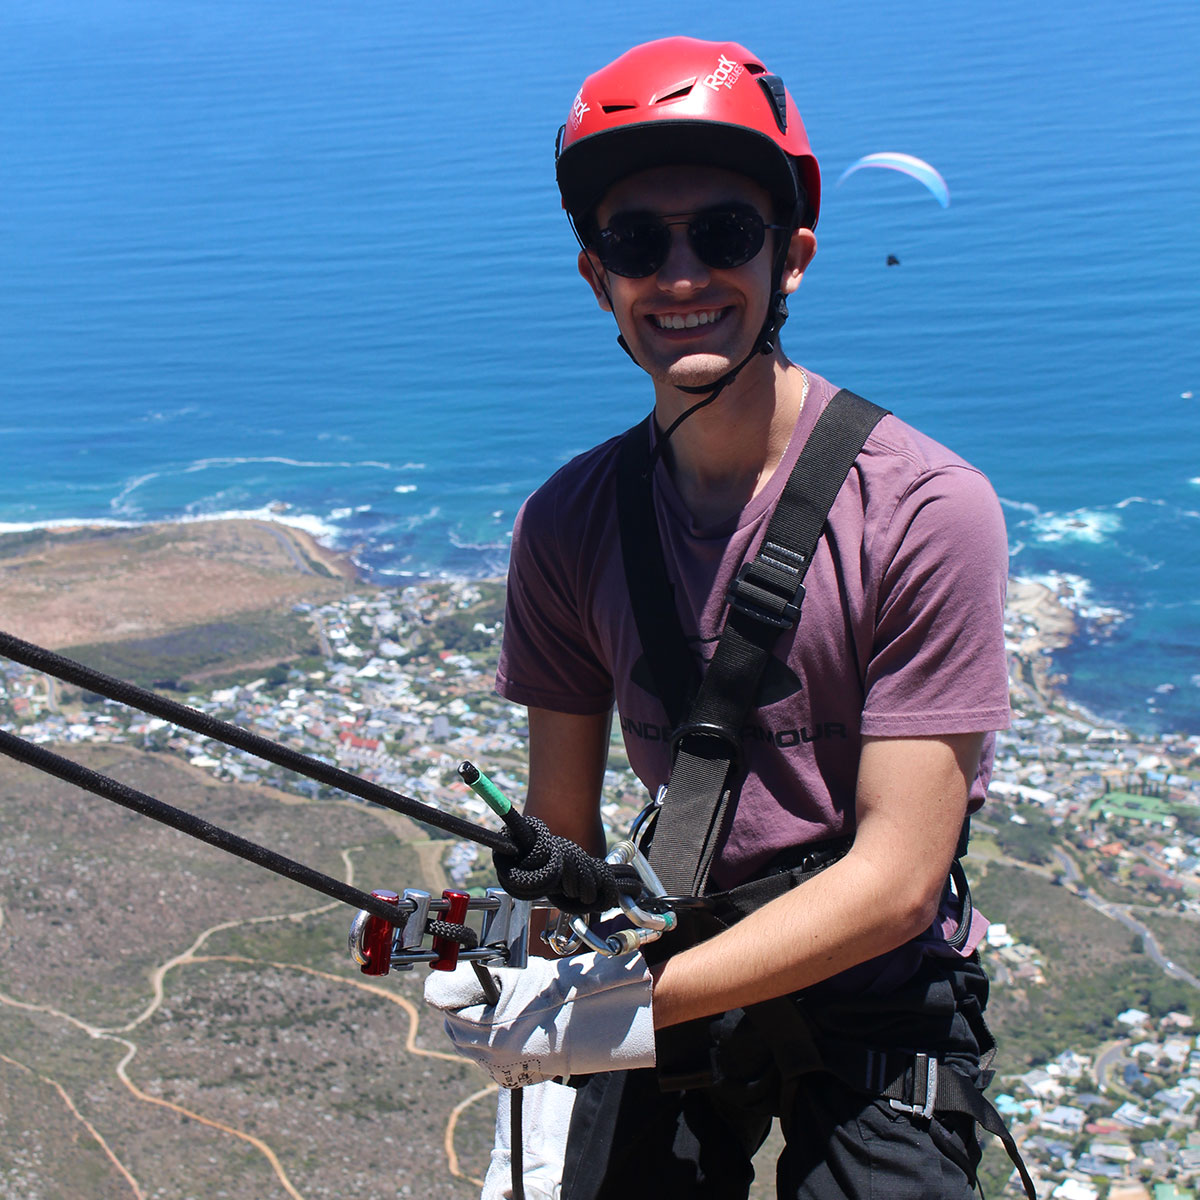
xmin=592 ymin=204 xmax=788 ymax=279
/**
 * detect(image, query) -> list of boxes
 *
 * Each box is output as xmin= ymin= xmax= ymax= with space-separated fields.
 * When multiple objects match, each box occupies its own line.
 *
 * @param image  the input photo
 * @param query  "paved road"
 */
xmin=1052 ymin=847 xmax=1081 ymax=885
xmin=1093 ymin=1039 xmax=1131 ymax=1093
xmin=1086 ymin=896 xmax=1200 ymax=990
xmin=1051 ymin=844 xmax=1200 ymax=992
xmin=255 ymin=521 xmax=314 ymax=575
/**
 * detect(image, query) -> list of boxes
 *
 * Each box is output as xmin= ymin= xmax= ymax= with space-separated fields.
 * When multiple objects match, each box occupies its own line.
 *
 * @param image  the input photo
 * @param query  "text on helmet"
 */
xmin=703 ymin=55 xmax=744 ymax=92
xmin=570 ymin=91 xmax=591 ymax=130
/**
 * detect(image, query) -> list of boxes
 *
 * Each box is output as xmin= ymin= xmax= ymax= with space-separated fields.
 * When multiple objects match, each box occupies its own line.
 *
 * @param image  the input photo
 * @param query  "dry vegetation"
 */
xmin=0 ymin=521 xmax=355 ymax=651
xmin=0 ymin=748 xmax=495 ymax=1200
xmin=970 ymin=861 xmax=1194 ymax=1068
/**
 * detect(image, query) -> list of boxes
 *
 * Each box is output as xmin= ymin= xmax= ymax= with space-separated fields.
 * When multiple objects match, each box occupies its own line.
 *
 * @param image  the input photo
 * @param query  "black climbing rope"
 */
xmin=0 ymin=630 xmax=642 ymax=915
xmin=494 ymin=813 xmax=632 ymax=916
xmin=0 ymin=726 xmax=407 ymax=926
xmin=0 ymin=629 xmax=511 ymax=853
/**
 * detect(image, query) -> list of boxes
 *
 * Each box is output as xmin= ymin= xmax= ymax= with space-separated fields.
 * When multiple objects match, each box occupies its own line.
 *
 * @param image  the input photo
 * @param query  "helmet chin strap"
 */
xmin=570 ymin=209 xmax=794 ymax=475
xmin=639 ymin=289 xmax=789 ymax=475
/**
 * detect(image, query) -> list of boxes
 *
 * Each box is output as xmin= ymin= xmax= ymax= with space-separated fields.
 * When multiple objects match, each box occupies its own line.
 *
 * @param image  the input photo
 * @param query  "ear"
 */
xmin=779 ymin=228 xmax=817 ymax=296
xmin=578 ymin=249 xmax=613 ymax=312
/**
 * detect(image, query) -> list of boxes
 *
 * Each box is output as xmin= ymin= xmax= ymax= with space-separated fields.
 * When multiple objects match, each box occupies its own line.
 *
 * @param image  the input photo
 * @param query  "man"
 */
xmin=427 ymin=36 xmax=1027 ymax=1200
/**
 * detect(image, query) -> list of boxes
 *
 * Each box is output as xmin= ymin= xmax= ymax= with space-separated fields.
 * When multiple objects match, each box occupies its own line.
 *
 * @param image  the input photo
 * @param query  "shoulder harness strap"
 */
xmin=616 ymin=389 xmax=889 ymax=897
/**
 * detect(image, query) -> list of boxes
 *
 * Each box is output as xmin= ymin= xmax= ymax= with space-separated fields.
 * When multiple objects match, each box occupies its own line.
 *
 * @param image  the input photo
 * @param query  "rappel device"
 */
xmin=345 ymin=762 xmax=675 ymax=980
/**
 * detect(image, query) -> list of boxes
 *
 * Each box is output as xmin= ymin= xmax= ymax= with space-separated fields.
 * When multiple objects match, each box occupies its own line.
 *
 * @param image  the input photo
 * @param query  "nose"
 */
xmin=656 ymin=222 xmax=710 ymax=293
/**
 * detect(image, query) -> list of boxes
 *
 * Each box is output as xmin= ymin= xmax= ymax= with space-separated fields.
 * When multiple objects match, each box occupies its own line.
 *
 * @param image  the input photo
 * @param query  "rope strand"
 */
xmin=493 ymin=813 xmax=640 ymax=915
xmin=0 ymin=727 xmax=405 ymax=925
xmin=0 ymin=630 xmax=644 ymax=918
xmin=0 ymin=629 xmax=511 ymax=853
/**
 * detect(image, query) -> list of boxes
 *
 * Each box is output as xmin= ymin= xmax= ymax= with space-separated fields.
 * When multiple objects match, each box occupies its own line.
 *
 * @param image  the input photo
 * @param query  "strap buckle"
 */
xmin=726 ymin=540 xmax=807 ymax=629
xmin=669 ymin=720 xmax=742 ymax=771
xmin=887 ymin=1053 xmax=939 ymax=1120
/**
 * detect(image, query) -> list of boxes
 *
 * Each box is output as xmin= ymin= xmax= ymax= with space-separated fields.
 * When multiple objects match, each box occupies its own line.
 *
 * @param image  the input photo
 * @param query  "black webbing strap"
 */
xmin=710 ymin=974 xmax=1036 ymax=1200
xmin=615 ymin=416 xmax=700 ymax=728
xmin=834 ymin=1045 xmax=1037 ymax=1200
xmin=616 ymin=390 xmax=889 ymax=896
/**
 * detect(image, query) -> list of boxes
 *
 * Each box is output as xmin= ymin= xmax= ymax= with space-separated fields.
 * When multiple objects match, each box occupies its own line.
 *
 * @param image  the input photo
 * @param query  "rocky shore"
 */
xmin=0 ymin=519 xmax=356 ymax=650
xmin=1006 ymin=576 xmax=1079 ymax=710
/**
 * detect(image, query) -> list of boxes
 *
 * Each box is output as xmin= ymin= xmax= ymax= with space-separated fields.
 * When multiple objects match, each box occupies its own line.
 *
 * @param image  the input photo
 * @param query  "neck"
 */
xmin=653 ymin=351 xmax=808 ymax=528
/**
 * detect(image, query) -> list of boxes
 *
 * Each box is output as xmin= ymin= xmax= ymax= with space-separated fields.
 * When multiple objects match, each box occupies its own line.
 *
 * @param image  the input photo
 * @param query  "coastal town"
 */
xmin=2 ymin=569 xmax=1199 ymax=1199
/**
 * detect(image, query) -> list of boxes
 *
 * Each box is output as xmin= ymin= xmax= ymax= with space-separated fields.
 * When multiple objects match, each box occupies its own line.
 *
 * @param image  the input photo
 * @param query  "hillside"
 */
xmin=1 ymin=521 xmax=1197 ymax=1200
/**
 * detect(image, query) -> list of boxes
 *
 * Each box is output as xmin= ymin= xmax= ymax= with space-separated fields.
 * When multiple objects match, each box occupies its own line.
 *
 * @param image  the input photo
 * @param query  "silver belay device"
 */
xmin=347 ymin=839 xmax=675 ymax=977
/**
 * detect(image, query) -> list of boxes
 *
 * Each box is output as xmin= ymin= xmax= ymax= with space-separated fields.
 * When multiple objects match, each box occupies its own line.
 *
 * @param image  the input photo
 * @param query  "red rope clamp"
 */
xmin=432 ymin=889 xmax=471 ymax=970
xmin=358 ymin=889 xmax=401 ymax=976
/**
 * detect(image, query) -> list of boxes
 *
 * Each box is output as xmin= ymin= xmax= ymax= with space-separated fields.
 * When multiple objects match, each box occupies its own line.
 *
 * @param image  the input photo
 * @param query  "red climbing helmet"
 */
xmin=555 ymin=37 xmax=820 ymax=230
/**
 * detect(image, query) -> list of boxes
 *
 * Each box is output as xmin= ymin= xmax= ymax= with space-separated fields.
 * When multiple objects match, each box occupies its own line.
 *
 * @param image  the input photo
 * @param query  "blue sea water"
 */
xmin=1 ymin=1 xmax=1198 ymax=733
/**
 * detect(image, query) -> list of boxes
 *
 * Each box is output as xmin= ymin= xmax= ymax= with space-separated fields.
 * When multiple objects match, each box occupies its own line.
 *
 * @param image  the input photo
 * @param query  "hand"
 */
xmin=423 ymin=951 xmax=655 ymax=1088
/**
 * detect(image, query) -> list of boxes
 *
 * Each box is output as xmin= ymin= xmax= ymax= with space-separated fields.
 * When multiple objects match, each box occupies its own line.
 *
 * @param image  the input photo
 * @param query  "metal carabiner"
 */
xmin=556 ymin=839 xmax=677 ymax=958
xmin=628 ymin=785 xmax=666 ymax=851
xmin=608 ymin=840 xmax=676 ymax=934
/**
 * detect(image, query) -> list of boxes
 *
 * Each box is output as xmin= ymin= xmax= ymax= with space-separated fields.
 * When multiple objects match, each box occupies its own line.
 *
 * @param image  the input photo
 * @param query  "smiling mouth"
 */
xmin=652 ymin=308 xmax=726 ymax=330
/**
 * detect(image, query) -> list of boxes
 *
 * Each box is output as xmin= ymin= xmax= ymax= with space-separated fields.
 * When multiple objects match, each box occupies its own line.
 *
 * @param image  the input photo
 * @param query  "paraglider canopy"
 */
xmin=837 ymin=152 xmax=949 ymax=208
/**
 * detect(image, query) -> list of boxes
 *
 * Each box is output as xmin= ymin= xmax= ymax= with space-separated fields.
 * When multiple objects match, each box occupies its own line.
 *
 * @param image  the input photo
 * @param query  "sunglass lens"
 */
xmin=596 ymin=217 xmax=668 ymax=278
xmin=690 ymin=208 xmax=766 ymax=270
xmin=595 ymin=206 xmax=768 ymax=277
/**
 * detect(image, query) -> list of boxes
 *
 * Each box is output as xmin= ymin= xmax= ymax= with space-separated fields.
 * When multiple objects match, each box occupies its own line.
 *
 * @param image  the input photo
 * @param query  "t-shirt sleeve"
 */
xmin=860 ymin=464 xmax=1010 ymax=737
xmin=496 ymin=486 xmax=615 ymax=715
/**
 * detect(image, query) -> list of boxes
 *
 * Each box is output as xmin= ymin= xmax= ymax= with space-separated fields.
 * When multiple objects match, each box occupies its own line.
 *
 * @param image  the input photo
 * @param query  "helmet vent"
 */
xmin=745 ymin=62 xmax=767 ymax=75
xmin=601 ymin=104 xmax=636 ymax=114
xmin=758 ymin=75 xmax=788 ymax=134
xmin=651 ymin=80 xmax=696 ymax=105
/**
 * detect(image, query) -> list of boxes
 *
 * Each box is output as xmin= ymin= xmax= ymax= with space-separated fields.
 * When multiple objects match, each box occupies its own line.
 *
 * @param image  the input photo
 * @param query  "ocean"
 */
xmin=1 ymin=0 xmax=1197 ymax=734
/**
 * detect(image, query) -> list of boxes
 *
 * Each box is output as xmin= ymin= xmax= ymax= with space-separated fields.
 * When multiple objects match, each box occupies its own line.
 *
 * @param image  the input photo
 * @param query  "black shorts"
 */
xmin=559 ymin=956 xmax=990 ymax=1200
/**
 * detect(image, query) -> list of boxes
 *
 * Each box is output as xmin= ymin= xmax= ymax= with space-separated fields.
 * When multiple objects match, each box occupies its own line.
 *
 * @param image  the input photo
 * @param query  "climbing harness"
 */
xmin=617 ymin=388 xmax=890 ymax=896
xmin=606 ymin=387 xmax=1037 ymax=1198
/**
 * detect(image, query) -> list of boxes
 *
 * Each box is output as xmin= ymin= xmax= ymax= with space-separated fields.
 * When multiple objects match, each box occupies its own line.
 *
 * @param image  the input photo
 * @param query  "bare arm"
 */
xmin=518 ymin=706 xmax=612 ymax=954
xmin=523 ymin=705 xmax=613 ymax=858
xmin=649 ymin=731 xmax=983 ymax=1028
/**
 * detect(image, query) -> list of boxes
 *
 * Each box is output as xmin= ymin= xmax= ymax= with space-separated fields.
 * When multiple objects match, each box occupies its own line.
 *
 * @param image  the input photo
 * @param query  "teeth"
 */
xmin=655 ymin=309 xmax=722 ymax=330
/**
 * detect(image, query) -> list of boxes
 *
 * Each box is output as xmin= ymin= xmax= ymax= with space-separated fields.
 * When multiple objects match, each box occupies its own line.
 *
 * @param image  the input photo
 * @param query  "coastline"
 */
xmin=0 ymin=516 xmax=1091 ymax=722
xmin=3 ymin=517 xmax=1197 ymax=1200
xmin=1005 ymin=576 xmax=1079 ymax=716
xmin=0 ymin=518 xmax=358 ymax=651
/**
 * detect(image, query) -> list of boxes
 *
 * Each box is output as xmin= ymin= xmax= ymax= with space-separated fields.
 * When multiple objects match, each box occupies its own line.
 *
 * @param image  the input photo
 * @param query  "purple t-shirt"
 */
xmin=498 ymin=373 xmax=1009 ymax=973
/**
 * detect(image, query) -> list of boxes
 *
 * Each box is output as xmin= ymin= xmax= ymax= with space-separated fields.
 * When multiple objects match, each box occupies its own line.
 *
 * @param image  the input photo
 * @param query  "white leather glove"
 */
xmin=482 ymin=1080 xmax=576 ymax=1200
xmin=423 ymin=951 xmax=656 ymax=1088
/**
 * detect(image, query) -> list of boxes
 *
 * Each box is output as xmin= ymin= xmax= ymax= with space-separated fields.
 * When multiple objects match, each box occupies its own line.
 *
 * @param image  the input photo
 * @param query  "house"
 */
xmin=1052 ymin=1179 xmax=1099 ymax=1200
xmin=1119 ymin=1009 xmax=1153 ymax=1029
xmin=1089 ymin=1140 xmax=1135 ymax=1163
xmin=1041 ymin=1106 xmax=1088 ymax=1135
xmin=1113 ymin=1102 xmax=1156 ymax=1129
